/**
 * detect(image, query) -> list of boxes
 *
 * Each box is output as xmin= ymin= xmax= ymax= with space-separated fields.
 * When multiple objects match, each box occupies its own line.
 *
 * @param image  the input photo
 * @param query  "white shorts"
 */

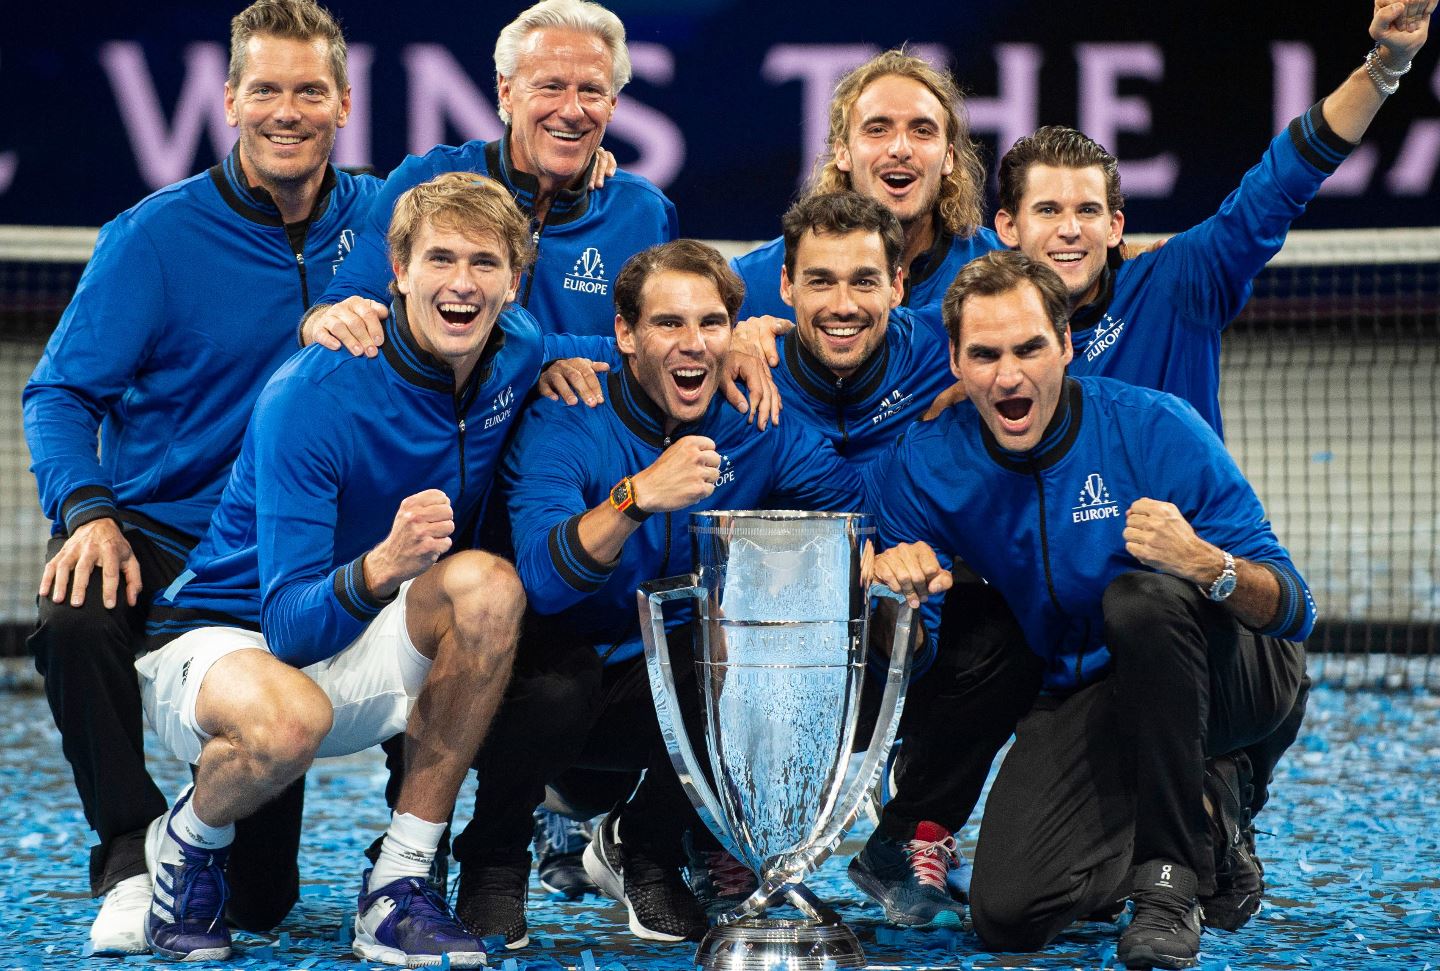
xmin=137 ymin=580 xmax=430 ymax=764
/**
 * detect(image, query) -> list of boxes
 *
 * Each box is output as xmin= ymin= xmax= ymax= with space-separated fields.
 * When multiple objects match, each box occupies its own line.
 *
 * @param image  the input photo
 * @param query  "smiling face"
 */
xmin=994 ymin=164 xmax=1124 ymax=308
xmin=225 ymin=33 xmax=348 ymax=207
xmin=834 ymin=74 xmax=955 ymax=230
xmin=395 ymin=220 xmax=519 ymax=387
xmin=951 ymin=282 xmax=1073 ymax=452
xmin=781 ymin=228 xmax=902 ymax=380
xmin=616 ymin=270 xmax=731 ymax=430
xmin=498 ymin=26 xmax=617 ymax=193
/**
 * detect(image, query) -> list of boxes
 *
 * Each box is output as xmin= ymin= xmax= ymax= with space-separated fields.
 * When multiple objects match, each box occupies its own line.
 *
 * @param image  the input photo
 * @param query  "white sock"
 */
xmin=370 ymin=812 xmax=445 ymax=888
xmin=173 ymin=795 xmax=235 ymax=850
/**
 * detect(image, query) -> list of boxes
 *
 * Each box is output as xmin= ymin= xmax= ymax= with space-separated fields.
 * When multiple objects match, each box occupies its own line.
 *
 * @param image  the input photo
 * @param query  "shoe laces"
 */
xmin=1129 ymin=888 xmax=1196 ymax=933
xmin=539 ymin=812 xmax=591 ymax=856
xmin=172 ymin=849 xmax=229 ymax=933
xmin=903 ymin=832 xmax=958 ymax=891
xmin=389 ymin=876 xmax=466 ymax=932
xmin=704 ymin=851 xmax=758 ymax=898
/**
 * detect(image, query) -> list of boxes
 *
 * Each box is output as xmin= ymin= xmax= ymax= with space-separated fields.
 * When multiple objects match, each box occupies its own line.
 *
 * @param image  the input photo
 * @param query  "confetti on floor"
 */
xmin=2 ymin=685 xmax=1437 ymax=970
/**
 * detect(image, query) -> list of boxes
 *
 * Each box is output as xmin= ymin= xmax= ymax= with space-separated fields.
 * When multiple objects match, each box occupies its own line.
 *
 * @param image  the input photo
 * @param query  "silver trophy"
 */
xmin=638 ymin=510 xmax=914 ymax=971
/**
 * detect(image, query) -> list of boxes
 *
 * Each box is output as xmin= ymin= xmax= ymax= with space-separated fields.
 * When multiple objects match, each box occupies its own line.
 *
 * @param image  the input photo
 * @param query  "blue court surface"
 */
xmin=3 ymin=682 xmax=1437 ymax=971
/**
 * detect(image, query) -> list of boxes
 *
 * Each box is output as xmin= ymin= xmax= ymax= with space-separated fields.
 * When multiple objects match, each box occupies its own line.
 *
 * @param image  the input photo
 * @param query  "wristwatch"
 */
xmin=609 ymin=476 xmax=650 ymax=522
xmin=1205 ymin=550 xmax=1237 ymax=602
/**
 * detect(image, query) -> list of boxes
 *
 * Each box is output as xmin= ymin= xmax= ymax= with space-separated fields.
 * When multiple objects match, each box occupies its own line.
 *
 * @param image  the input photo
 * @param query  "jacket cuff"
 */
xmin=61 ymin=485 xmax=120 ymax=535
xmin=1287 ymin=100 xmax=1356 ymax=175
xmin=333 ymin=553 xmax=395 ymax=622
xmin=1256 ymin=561 xmax=1309 ymax=641
xmin=547 ymin=513 xmax=614 ymax=593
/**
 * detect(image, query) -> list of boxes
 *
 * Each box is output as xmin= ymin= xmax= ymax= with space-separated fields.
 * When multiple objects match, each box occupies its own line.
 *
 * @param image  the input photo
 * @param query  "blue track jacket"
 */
xmin=866 ymin=377 xmax=1316 ymax=692
xmin=24 ymin=148 xmax=379 ymax=554
xmin=153 ymin=303 xmax=545 ymax=667
xmin=1058 ymin=101 xmax=1355 ymax=438
xmin=502 ymin=364 xmax=865 ymax=666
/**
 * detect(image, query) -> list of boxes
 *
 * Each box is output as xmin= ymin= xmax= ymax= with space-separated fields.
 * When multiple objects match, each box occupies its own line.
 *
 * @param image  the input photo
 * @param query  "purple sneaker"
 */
xmin=354 ymin=868 xmax=489 ymax=967
xmin=143 ymin=788 xmax=232 ymax=961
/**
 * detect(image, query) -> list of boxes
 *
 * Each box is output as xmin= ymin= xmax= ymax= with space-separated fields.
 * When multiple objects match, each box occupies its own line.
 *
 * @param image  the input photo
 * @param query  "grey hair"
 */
xmin=493 ymin=0 xmax=632 ymax=123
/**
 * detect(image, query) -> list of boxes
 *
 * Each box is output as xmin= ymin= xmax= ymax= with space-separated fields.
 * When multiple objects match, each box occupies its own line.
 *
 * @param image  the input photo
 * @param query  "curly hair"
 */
xmin=809 ymin=48 xmax=986 ymax=239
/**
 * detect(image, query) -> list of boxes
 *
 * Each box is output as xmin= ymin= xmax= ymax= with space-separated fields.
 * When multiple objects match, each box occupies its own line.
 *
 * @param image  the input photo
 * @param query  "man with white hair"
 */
xmin=305 ymin=0 xmax=677 ymax=346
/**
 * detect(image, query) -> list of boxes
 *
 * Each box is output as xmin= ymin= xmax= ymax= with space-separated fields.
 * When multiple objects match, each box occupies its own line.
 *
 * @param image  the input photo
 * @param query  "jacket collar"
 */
xmin=979 ymin=376 xmax=1084 ymax=474
xmin=208 ymin=143 xmax=336 ymax=229
xmin=1068 ymin=246 xmax=1123 ymax=334
xmin=485 ymin=135 xmax=595 ymax=227
xmin=781 ymin=316 xmax=893 ymax=408
xmin=901 ymin=223 xmax=951 ymax=306
xmin=381 ymin=297 xmax=507 ymax=399
xmin=607 ymin=359 xmax=714 ymax=449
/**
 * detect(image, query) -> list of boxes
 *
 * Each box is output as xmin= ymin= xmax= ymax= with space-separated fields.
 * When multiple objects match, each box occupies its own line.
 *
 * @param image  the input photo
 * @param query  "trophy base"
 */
xmin=694 ymin=917 xmax=865 ymax=971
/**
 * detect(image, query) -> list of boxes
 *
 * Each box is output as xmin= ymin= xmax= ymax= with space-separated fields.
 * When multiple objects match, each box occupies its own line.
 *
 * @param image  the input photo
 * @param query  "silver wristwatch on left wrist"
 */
xmin=1205 ymin=550 xmax=1237 ymax=602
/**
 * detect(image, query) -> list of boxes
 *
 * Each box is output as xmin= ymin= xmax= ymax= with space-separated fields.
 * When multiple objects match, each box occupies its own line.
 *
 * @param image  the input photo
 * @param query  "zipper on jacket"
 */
xmin=294 ymin=251 xmax=309 ymax=307
xmin=834 ymin=377 xmax=850 ymax=453
xmin=521 ymin=221 xmax=547 ymax=308
xmin=1031 ymin=463 xmax=1078 ymax=681
xmin=455 ymin=398 xmax=468 ymax=496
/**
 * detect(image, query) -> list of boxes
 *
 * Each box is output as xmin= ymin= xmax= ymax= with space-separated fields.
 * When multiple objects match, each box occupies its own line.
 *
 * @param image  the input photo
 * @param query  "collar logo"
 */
xmin=331 ymin=228 xmax=355 ymax=275
xmin=1072 ymin=472 xmax=1120 ymax=523
xmin=1084 ymin=313 xmax=1127 ymax=363
xmin=484 ymin=384 xmax=515 ymax=430
xmin=870 ymin=386 xmax=914 ymax=425
xmin=565 ymin=246 xmax=609 ymax=296
xmin=715 ymin=454 xmax=736 ymax=488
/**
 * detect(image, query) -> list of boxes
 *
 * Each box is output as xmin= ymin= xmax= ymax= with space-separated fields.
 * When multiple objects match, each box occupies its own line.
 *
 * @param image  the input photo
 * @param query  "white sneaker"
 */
xmin=88 ymin=873 xmax=153 ymax=955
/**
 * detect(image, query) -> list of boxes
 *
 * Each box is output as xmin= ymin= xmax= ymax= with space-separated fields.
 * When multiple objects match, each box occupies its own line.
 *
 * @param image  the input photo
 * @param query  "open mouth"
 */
xmin=671 ymin=367 xmax=707 ymax=396
xmin=996 ymin=397 xmax=1033 ymax=425
xmin=1048 ymin=251 xmax=1085 ymax=266
xmin=880 ymin=171 xmax=917 ymax=191
xmin=545 ymin=127 xmax=587 ymax=142
xmin=438 ymin=303 xmax=480 ymax=326
xmin=265 ymin=133 xmax=307 ymax=146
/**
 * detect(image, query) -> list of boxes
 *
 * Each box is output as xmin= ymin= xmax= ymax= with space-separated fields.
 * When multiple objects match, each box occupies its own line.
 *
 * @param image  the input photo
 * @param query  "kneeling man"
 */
xmin=867 ymin=251 xmax=1313 ymax=970
xmin=448 ymin=240 xmax=864 ymax=946
xmin=136 ymin=173 xmax=544 ymax=966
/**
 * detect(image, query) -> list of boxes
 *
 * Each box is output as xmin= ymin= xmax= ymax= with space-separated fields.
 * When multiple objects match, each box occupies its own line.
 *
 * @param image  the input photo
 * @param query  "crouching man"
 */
xmin=867 ymin=251 xmax=1313 ymax=970
xmin=134 ymin=172 xmax=545 ymax=966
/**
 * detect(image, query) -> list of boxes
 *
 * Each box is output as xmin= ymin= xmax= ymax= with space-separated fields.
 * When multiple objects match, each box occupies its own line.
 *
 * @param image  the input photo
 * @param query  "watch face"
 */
xmin=1213 ymin=574 xmax=1237 ymax=601
xmin=611 ymin=480 xmax=631 ymax=506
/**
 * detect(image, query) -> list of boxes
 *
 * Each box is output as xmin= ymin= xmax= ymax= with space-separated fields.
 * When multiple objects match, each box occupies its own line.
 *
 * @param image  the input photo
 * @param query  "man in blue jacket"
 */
xmin=133 ymin=173 xmax=539 ymax=966
xmin=445 ymin=239 xmax=863 ymax=947
xmin=888 ymin=2 xmax=1433 ymax=939
xmin=732 ymin=48 xmax=1001 ymax=326
xmin=305 ymin=0 xmax=677 ymax=347
xmin=868 ymin=251 xmax=1314 ymax=969
xmin=21 ymin=0 xmax=378 ymax=953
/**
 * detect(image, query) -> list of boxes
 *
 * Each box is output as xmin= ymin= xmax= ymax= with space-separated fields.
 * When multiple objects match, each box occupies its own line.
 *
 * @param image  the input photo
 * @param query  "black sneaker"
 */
xmin=583 ymin=813 xmax=707 ymax=943
xmin=534 ymin=808 xmax=598 ymax=898
xmin=1117 ymin=860 xmax=1203 ymax=970
xmin=1200 ymin=753 xmax=1264 ymax=930
xmin=454 ymin=856 xmax=530 ymax=950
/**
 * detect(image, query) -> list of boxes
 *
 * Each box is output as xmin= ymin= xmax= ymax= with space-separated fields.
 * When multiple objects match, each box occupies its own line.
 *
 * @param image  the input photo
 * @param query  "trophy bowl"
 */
xmin=639 ymin=510 xmax=914 ymax=971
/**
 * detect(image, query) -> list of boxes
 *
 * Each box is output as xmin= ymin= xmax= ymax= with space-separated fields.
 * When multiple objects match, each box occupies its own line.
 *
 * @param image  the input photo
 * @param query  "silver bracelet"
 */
xmin=1365 ymin=47 xmax=1403 ymax=97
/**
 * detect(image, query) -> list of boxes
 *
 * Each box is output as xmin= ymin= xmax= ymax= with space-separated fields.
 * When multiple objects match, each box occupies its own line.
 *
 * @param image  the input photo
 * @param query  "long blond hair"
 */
xmin=810 ymin=48 xmax=986 ymax=239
